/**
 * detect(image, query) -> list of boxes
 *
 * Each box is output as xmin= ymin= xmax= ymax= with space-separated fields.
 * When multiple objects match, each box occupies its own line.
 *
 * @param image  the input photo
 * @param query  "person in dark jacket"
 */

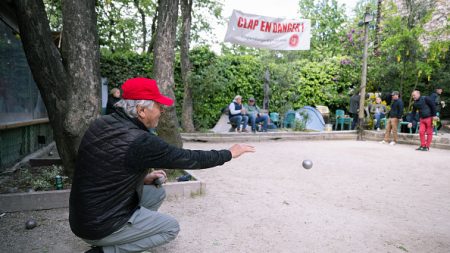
xmin=429 ymin=86 xmax=444 ymax=113
xmin=411 ymin=90 xmax=438 ymax=151
xmin=105 ymin=88 xmax=121 ymax=114
xmin=349 ymin=92 xmax=360 ymax=130
xmin=380 ymin=91 xmax=403 ymax=145
xmin=70 ymin=77 xmax=255 ymax=253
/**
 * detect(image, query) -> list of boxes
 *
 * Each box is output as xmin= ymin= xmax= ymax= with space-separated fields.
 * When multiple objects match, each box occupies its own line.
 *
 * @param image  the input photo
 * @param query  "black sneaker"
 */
xmin=416 ymin=146 xmax=424 ymax=151
xmin=422 ymin=147 xmax=430 ymax=151
xmin=85 ymin=247 xmax=103 ymax=253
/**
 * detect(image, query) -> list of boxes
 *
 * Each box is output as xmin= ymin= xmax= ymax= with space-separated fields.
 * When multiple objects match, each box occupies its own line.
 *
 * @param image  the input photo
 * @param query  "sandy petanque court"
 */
xmin=1 ymin=140 xmax=450 ymax=253
xmin=154 ymin=140 xmax=450 ymax=253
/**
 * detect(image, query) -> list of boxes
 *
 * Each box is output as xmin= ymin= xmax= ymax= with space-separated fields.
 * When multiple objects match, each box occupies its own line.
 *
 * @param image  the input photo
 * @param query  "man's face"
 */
xmin=249 ymin=100 xmax=255 ymax=105
xmin=236 ymin=98 xmax=242 ymax=104
xmin=137 ymin=102 xmax=164 ymax=129
xmin=375 ymin=97 xmax=381 ymax=104
xmin=411 ymin=91 xmax=420 ymax=100
xmin=437 ymin=88 xmax=443 ymax=95
xmin=392 ymin=94 xmax=399 ymax=100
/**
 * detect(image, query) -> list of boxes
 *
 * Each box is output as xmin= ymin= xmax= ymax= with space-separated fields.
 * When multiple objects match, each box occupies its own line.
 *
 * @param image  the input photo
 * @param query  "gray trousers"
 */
xmin=84 ymin=185 xmax=180 ymax=253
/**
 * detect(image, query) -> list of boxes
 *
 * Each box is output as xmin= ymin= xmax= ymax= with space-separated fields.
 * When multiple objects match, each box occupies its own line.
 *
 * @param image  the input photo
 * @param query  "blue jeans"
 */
xmin=373 ymin=113 xmax=385 ymax=128
xmin=249 ymin=114 xmax=269 ymax=131
xmin=229 ymin=115 xmax=248 ymax=130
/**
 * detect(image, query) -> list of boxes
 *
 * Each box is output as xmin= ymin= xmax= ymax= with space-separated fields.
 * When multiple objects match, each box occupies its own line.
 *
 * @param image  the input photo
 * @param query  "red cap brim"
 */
xmin=154 ymin=95 xmax=174 ymax=106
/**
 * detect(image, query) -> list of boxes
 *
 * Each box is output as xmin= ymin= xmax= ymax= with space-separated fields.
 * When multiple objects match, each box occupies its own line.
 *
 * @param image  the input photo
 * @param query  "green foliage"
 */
xmin=182 ymin=47 xmax=265 ymax=129
xmin=269 ymin=57 xmax=358 ymax=116
xmin=15 ymin=165 xmax=67 ymax=191
xmin=298 ymin=0 xmax=348 ymax=59
xmin=293 ymin=111 xmax=310 ymax=131
xmin=365 ymin=0 xmax=441 ymax=107
xmin=100 ymin=46 xmax=361 ymax=129
xmin=100 ymin=51 xmax=153 ymax=88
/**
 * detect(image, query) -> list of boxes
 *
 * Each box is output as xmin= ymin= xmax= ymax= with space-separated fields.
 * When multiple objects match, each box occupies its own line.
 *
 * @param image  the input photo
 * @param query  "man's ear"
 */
xmin=136 ymin=105 xmax=146 ymax=118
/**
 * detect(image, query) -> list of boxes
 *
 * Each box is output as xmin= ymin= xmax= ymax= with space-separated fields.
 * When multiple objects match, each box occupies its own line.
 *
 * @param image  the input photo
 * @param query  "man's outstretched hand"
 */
xmin=229 ymin=144 xmax=256 ymax=158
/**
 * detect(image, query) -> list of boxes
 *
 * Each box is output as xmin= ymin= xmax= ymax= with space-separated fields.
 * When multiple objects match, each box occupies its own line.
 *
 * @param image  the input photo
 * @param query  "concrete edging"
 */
xmin=0 ymin=171 xmax=204 ymax=213
xmin=181 ymin=131 xmax=358 ymax=143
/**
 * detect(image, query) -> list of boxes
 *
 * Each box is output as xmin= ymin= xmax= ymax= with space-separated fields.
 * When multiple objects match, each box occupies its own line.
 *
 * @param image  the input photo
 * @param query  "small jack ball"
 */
xmin=25 ymin=219 xmax=37 ymax=229
xmin=302 ymin=160 xmax=313 ymax=170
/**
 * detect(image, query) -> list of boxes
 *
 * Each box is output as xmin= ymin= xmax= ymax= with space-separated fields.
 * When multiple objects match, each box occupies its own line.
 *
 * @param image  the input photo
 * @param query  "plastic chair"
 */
xmin=269 ymin=112 xmax=280 ymax=127
xmin=283 ymin=110 xmax=296 ymax=128
xmin=373 ymin=117 xmax=387 ymax=129
xmin=398 ymin=121 xmax=412 ymax=134
xmin=334 ymin=109 xmax=352 ymax=130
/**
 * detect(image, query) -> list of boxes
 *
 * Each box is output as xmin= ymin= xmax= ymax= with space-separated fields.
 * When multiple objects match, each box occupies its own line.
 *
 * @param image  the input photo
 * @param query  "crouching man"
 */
xmin=69 ymin=77 xmax=255 ymax=253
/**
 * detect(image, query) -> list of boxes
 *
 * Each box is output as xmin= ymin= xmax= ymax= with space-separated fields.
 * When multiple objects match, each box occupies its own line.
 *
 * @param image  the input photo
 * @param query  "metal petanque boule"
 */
xmin=25 ymin=219 xmax=37 ymax=229
xmin=302 ymin=159 xmax=313 ymax=170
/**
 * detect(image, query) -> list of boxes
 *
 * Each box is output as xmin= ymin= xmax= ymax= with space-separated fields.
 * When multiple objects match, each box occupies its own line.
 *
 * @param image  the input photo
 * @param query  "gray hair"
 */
xmin=114 ymin=99 xmax=154 ymax=118
xmin=233 ymin=95 xmax=242 ymax=102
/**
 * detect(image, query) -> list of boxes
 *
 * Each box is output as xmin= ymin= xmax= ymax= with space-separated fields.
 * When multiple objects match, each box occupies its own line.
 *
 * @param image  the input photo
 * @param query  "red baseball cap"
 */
xmin=121 ymin=77 xmax=174 ymax=106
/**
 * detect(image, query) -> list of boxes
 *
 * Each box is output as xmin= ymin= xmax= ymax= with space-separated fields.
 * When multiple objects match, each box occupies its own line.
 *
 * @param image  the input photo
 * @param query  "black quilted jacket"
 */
xmin=69 ymin=109 xmax=232 ymax=240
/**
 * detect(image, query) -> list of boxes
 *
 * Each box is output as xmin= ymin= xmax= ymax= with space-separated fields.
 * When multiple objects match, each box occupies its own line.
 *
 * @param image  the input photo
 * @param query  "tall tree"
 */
xmin=147 ymin=2 xmax=159 ymax=54
xmin=180 ymin=0 xmax=195 ymax=132
xmin=153 ymin=0 xmax=182 ymax=146
xmin=298 ymin=0 xmax=348 ymax=59
xmin=13 ymin=0 xmax=101 ymax=177
xmin=133 ymin=0 xmax=148 ymax=52
xmin=373 ymin=0 xmax=383 ymax=54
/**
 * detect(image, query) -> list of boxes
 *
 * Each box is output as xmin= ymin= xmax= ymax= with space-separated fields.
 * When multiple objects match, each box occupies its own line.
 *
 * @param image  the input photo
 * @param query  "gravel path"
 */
xmin=1 ymin=140 xmax=450 ymax=253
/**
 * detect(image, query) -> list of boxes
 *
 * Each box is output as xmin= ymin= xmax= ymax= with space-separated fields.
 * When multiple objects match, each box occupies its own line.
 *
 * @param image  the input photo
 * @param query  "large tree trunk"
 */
xmin=180 ymin=0 xmax=195 ymax=132
xmin=14 ymin=0 xmax=100 ymax=177
xmin=153 ymin=0 xmax=182 ymax=147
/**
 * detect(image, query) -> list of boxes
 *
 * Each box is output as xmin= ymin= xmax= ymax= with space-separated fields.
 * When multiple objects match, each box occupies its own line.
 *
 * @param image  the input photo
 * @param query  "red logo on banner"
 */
xmin=289 ymin=34 xmax=299 ymax=47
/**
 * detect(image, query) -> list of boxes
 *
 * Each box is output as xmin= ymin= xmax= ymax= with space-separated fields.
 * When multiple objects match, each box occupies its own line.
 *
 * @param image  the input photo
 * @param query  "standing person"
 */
xmin=370 ymin=96 xmax=387 ymax=131
xmin=69 ymin=77 xmax=255 ymax=253
xmin=349 ymin=92 xmax=360 ymax=130
xmin=411 ymin=90 xmax=438 ymax=151
xmin=380 ymin=91 xmax=403 ymax=145
xmin=228 ymin=95 xmax=249 ymax=132
xmin=244 ymin=97 xmax=269 ymax=133
xmin=105 ymin=88 xmax=121 ymax=114
xmin=429 ymin=86 xmax=444 ymax=113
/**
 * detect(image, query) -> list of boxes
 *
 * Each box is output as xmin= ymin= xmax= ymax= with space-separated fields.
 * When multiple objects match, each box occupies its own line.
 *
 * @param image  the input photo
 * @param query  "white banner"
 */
xmin=224 ymin=10 xmax=311 ymax=51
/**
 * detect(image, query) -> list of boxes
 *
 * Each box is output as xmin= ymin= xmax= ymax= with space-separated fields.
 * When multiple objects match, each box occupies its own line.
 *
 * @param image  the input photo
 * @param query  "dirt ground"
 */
xmin=1 ymin=140 xmax=450 ymax=253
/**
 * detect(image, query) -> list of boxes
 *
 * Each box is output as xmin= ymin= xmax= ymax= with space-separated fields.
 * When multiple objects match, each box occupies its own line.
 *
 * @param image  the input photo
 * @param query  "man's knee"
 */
xmin=160 ymin=217 xmax=180 ymax=243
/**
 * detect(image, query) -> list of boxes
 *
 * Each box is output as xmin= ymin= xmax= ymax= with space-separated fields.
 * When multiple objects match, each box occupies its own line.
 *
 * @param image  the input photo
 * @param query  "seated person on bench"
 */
xmin=228 ymin=95 xmax=249 ymax=132
xmin=244 ymin=97 xmax=269 ymax=133
xmin=370 ymin=97 xmax=386 ymax=130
